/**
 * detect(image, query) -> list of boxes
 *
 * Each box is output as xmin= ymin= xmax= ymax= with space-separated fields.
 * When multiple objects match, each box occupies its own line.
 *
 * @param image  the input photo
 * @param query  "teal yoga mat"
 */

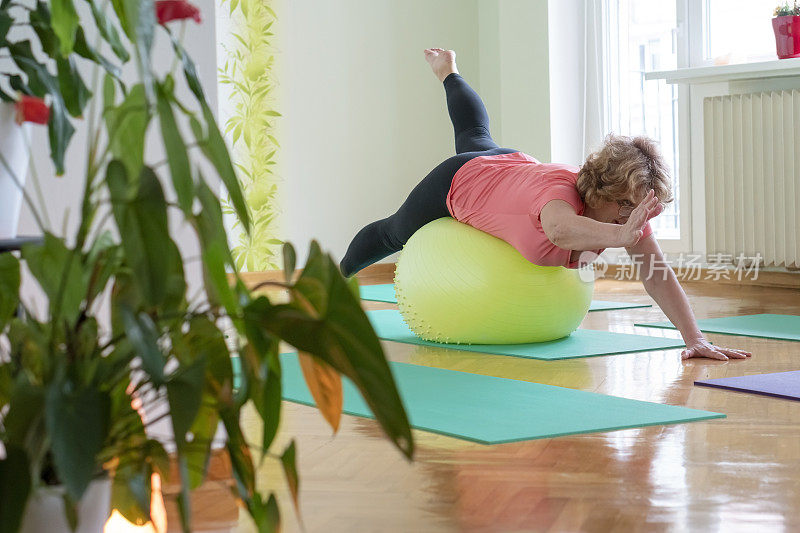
xmin=359 ymin=283 xmax=651 ymax=312
xmin=367 ymin=309 xmax=684 ymax=360
xmin=635 ymin=314 xmax=800 ymax=342
xmin=279 ymin=352 xmax=723 ymax=444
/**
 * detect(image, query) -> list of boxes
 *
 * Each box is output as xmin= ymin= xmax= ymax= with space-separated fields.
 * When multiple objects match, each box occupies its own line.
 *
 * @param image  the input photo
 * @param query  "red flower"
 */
xmin=14 ymin=95 xmax=50 ymax=125
xmin=155 ymin=1 xmax=202 ymax=24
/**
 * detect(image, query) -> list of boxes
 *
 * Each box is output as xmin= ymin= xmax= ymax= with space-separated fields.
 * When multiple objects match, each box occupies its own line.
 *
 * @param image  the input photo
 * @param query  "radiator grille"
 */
xmin=703 ymin=90 xmax=800 ymax=268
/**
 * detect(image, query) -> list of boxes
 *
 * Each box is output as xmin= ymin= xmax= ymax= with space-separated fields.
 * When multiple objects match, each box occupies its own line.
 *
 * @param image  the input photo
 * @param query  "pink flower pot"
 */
xmin=772 ymin=15 xmax=800 ymax=59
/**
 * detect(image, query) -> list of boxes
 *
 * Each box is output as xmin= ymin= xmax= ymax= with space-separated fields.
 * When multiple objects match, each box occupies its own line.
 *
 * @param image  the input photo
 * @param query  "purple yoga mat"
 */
xmin=695 ymin=371 xmax=800 ymax=401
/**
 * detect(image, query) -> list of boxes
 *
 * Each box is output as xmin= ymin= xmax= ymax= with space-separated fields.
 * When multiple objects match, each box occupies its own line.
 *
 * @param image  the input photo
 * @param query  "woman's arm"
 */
xmin=625 ymin=235 xmax=752 ymax=361
xmin=540 ymin=192 xmax=661 ymax=251
xmin=540 ymin=200 xmax=622 ymax=250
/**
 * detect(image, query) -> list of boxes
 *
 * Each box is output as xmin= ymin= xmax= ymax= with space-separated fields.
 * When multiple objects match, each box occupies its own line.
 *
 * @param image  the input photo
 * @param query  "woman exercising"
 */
xmin=340 ymin=48 xmax=751 ymax=362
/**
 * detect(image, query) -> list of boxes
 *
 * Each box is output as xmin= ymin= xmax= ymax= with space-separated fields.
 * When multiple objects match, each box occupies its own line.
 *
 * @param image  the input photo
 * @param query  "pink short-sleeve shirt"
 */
xmin=445 ymin=152 xmax=652 ymax=268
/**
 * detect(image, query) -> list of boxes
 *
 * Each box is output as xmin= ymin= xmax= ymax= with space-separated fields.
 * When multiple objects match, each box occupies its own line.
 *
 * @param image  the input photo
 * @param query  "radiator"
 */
xmin=703 ymin=90 xmax=800 ymax=268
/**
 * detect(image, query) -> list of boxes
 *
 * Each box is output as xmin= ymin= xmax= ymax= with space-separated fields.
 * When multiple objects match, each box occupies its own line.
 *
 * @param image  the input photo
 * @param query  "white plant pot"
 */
xmin=20 ymin=477 xmax=111 ymax=533
xmin=0 ymin=102 xmax=31 ymax=240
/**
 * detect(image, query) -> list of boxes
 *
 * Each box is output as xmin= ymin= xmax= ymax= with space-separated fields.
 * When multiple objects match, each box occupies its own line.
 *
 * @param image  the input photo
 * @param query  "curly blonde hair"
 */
xmin=577 ymin=133 xmax=674 ymax=209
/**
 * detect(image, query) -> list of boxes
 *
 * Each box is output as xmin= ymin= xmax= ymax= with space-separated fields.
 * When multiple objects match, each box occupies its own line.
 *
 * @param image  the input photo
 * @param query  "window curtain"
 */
xmin=582 ymin=0 xmax=610 ymax=159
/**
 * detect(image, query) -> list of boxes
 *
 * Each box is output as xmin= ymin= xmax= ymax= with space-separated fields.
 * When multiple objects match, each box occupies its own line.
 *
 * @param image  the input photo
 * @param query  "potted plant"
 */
xmin=0 ymin=1 xmax=413 ymax=532
xmin=772 ymin=2 xmax=800 ymax=58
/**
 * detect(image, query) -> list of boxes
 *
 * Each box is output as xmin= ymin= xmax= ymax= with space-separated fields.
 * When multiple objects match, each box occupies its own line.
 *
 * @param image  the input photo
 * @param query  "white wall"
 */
xmin=281 ymin=0 xmax=481 ymax=267
xmin=495 ymin=0 xmax=552 ymax=161
xmin=548 ymin=0 xmax=586 ymax=166
xmin=280 ymin=0 xmax=557 ymax=267
xmin=14 ymin=1 xmax=220 ymax=318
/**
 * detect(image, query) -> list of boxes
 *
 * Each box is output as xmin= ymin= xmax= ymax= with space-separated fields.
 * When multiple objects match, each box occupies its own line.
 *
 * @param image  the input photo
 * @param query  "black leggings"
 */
xmin=339 ymin=73 xmax=517 ymax=277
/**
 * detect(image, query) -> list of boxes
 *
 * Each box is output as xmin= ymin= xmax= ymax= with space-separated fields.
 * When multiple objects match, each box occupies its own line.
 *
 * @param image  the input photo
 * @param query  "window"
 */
xmin=604 ymin=0 xmax=680 ymax=239
xmin=602 ymin=0 xmax=781 ymax=242
xmin=703 ymin=0 xmax=780 ymax=64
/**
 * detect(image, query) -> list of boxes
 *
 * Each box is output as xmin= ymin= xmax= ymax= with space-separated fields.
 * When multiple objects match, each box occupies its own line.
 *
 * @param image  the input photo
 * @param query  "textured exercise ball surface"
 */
xmin=394 ymin=217 xmax=594 ymax=344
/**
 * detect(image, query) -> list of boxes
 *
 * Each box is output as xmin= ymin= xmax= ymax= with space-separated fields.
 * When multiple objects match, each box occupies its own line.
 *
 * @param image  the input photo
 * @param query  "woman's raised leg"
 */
xmin=424 ymin=48 xmax=499 ymax=154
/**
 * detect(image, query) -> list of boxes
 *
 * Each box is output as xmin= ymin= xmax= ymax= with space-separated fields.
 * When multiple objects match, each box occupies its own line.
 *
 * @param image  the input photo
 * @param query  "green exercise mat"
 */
xmin=635 ymin=313 xmax=800 ymax=342
xmin=367 ymin=309 xmax=684 ymax=360
xmin=589 ymin=300 xmax=651 ymax=311
xmin=359 ymin=283 xmax=651 ymax=311
xmin=279 ymin=352 xmax=723 ymax=444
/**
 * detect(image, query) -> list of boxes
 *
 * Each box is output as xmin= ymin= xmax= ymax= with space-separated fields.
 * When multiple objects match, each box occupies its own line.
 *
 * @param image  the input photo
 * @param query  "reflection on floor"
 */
xmin=124 ymin=277 xmax=800 ymax=532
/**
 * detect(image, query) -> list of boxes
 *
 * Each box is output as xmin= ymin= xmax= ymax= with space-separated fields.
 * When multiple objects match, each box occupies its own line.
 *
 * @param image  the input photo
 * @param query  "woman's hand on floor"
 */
xmin=681 ymin=338 xmax=752 ymax=361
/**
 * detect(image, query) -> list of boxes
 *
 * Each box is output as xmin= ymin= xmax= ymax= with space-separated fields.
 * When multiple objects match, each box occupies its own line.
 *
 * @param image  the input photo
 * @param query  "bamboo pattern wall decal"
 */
xmin=218 ymin=0 xmax=282 ymax=271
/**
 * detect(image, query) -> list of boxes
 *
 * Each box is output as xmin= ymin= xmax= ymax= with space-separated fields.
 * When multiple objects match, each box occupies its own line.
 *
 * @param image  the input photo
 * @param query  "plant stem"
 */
xmin=151 ymin=142 xmax=201 ymax=169
xmin=20 ymin=127 xmax=53 ymax=230
xmin=250 ymin=280 xmax=290 ymax=292
xmin=168 ymin=22 xmax=187 ymax=75
xmin=0 ymin=150 xmax=46 ymax=233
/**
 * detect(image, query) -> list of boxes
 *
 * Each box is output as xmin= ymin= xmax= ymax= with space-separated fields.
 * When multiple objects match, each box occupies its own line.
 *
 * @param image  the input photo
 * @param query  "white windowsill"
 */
xmin=645 ymin=57 xmax=800 ymax=84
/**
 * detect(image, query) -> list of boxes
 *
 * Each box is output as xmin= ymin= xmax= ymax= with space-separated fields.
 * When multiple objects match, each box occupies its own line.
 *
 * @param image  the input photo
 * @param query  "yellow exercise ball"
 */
xmin=394 ymin=217 xmax=594 ymax=344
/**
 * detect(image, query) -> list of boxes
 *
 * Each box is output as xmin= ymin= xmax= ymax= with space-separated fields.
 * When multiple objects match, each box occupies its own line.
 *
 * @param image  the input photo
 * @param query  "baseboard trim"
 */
xmin=232 ymin=262 xmax=800 ymax=290
xmin=603 ymin=264 xmax=800 ymax=289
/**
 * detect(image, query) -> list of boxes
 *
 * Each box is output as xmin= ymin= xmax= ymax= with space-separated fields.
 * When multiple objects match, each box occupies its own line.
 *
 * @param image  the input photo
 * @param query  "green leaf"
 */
xmin=156 ymin=80 xmax=193 ymax=215
xmin=107 ymin=162 xmax=186 ymax=308
xmin=50 ymin=0 xmax=79 ymax=56
xmin=282 ymin=242 xmax=296 ymax=283
xmin=0 ymin=365 xmax=11 ymax=410
xmin=110 ymin=0 xmax=155 ymax=99
xmin=166 ymin=357 xmax=207 ymax=445
xmin=173 ymin=35 xmax=251 ymax=234
xmin=2 ymin=379 xmax=45 ymax=448
xmin=176 ymin=484 xmax=192 ymax=533
xmin=21 ymin=233 xmax=86 ymax=327
xmin=46 ymin=384 xmax=111 ymax=501
xmin=83 ymin=231 xmax=123 ymax=307
xmin=7 ymin=74 xmax=31 ymax=96
xmin=168 ymin=31 xmax=205 ymax=102
xmin=88 ymin=0 xmax=131 ymax=63
xmin=145 ymin=439 xmax=170 ymax=481
xmin=110 ymin=0 xmax=133 ymax=39
xmin=259 ymin=351 xmax=282 ymax=452
xmin=104 ymin=84 xmax=149 ymax=179
xmin=243 ymin=241 xmax=413 ymax=458
xmin=110 ymin=269 xmax=143 ymax=338
xmin=169 ymin=318 xmax=227 ymax=488
xmin=220 ymin=408 xmax=256 ymax=498
xmin=29 ymin=2 xmax=60 ymax=57
xmin=239 ymin=323 xmax=281 ymax=453
xmin=119 ymin=306 xmax=165 ymax=384
xmin=62 ymin=493 xmax=79 ymax=531
xmin=0 ymin=11 xmax=11 ymax=43
xmin=0 ymin=446 xmax=32 ymax=533
xmin=345 ymin=273 xmax=360 ymax=301
xmin=74 ymin=26 xmax=123 ymax=80
xmin=195 ymin=105 xmax=251 ymax=235
xmin=250 ymin=493 xmax=280 ymax=533
xmin=9 ymin=41 xmax=75 ymax=174
xmin=184 ymin=394 xmax=219 ymax=489
xmin=110 ymin=461 xmax=151 ymax=525
xmin=103 ymin=73 xmax=116 ymax=110
xmin=194 ymin=179 xmax=237 ymax=315
xmin=280 ymin=441 xmax=300 ymax=516
xmin=0 ymin=253 xmax=20 ymax=331
xmin=56 ymin=55 xmax=92 ymax=118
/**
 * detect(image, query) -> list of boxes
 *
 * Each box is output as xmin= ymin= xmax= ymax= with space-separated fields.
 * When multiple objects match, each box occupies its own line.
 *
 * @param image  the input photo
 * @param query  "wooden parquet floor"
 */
xmin=164 ymin=274 xmax=800 ymax=533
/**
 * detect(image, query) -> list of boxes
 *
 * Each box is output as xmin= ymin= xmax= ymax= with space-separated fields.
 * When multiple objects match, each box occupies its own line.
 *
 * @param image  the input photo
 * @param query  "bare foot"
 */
xmin=424 ymin=48 xmax=458 ymax=82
